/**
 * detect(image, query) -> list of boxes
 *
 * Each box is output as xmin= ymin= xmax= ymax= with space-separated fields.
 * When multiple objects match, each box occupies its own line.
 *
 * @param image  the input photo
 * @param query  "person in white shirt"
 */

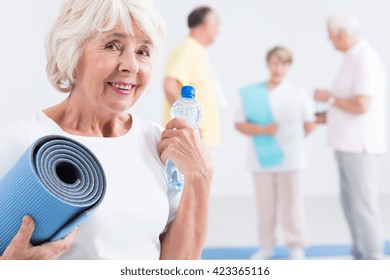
xmin=314 ymin=11 xmax=386 ymax=259
xmin=235 ymin=46 xmax=315 ymax=260
xmin=0 ymin=0 xmax=213 ymax=260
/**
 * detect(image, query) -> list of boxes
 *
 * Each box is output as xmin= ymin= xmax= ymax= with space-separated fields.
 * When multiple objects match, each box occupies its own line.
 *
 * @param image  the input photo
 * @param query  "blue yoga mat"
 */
xmin=0 ymin=135 xmax=106 ymax=255
xmin=202 ymin=242 xmax=390 ymax=259
xmin=239 ymin=82 xmax=284 ymax=168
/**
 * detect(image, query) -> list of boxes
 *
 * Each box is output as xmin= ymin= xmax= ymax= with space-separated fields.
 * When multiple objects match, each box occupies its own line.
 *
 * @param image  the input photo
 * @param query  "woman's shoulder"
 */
xmin=0 ymin=111 xmax=59 ymax=147
xmin=0 ymin=120 xmax=28 ymax=145
xmin=132 ymin=114 xmax=163 ymax=137
xmin=0 ymin=113 xmax=37 ymax=142
xmin=0 ymin=114 xmax=40 ymax=176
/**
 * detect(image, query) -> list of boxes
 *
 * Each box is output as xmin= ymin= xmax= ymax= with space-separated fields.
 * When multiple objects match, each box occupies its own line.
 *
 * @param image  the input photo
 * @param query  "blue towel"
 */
xmin=239 ymin=82 xmax=284 ymax=168
xmin=0 ymin=135 xmax=106 ymax=255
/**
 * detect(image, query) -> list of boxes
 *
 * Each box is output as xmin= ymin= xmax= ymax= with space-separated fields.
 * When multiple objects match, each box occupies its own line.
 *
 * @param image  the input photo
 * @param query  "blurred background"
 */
xmin=1 ymin=0 xmax=389 ymax=258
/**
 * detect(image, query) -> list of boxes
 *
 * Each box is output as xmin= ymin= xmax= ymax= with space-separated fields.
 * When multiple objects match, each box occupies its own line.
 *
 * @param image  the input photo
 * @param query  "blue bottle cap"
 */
xmin=181 ymin=85 xmax=196 ymax=98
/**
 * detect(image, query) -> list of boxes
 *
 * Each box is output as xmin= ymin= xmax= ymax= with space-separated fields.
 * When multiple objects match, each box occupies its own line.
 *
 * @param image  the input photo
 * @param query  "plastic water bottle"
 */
xmin=165 ymin=85 xmax=202 ymax=191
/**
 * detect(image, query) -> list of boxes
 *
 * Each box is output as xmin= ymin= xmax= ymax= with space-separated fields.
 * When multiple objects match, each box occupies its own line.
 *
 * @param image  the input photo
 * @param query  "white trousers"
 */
xmin=252 ymin=171 xmax=306 ymax=249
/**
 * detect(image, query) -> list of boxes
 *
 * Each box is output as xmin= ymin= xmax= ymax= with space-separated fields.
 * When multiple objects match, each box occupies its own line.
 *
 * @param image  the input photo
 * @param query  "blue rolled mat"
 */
xmin=0 ymin=135 xmax=106 ymax=255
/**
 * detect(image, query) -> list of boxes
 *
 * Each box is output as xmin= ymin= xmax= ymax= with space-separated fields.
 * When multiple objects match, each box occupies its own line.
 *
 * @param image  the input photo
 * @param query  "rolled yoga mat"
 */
xmin=0 ymin=135 xmax=106 ymax=255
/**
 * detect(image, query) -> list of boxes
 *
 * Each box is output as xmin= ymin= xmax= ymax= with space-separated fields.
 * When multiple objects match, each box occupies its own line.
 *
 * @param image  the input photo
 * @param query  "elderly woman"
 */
xmin=0 ymin=0 xmax=212 ymax=260
xmin=235 ymin=46 xmax=315 ymax=260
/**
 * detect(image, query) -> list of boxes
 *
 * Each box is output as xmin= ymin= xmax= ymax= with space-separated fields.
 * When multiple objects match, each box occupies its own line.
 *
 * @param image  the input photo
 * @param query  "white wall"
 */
xmin=1 ymin=0 xmax=389 ymax=197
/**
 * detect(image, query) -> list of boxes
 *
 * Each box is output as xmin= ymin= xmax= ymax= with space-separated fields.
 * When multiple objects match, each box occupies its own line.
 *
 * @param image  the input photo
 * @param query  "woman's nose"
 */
xmin=119 ymin=51 xmax=139 ymax=74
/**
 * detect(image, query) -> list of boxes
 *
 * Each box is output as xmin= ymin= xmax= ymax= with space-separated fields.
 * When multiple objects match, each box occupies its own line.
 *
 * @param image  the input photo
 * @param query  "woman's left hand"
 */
xmin=158 ymin=118 xmax=213 ymax=184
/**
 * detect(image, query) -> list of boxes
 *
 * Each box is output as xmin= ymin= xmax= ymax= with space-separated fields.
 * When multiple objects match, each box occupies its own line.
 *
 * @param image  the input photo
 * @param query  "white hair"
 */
xmin=327 ymin=11 xmax=361 ymax=37
xmin=46 ymin=0 xmax=165 ymax=92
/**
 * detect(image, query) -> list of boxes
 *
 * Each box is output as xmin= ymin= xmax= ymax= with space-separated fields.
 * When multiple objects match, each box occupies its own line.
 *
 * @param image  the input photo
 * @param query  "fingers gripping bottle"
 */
xmin=165 ymin=85 xmax=202 ymax=191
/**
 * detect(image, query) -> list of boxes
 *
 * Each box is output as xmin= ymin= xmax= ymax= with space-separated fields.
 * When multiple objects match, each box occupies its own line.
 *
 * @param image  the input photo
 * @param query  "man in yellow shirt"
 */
xmin=163 ymin=6 xmax=223 ymax=146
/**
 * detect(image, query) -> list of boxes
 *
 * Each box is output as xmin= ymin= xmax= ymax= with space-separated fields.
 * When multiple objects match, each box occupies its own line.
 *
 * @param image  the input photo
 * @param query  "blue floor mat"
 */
xmin=202 ymin=241 xmax=390 ymax=259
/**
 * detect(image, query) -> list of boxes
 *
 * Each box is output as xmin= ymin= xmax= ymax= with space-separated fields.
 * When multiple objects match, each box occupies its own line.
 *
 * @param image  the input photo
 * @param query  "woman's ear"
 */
xmin=72 ymin=65 xmax=78 ymax=79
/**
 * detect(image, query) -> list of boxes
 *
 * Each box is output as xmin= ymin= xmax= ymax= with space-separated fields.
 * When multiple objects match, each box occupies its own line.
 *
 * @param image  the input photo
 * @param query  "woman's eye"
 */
xmin=137 ymin=48 xmax=150 ymax=57
xmin=105 ymin=42 xmax=120 ymax=51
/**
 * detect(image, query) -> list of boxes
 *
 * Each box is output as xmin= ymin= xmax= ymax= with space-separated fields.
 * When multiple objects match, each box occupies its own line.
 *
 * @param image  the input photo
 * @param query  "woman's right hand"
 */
xmin=159 ymin=118 xmax=213 ymax=184
xmin=263 ymin=123 xmax=278 ymax=136
xmin=0 ymin=216 xmax=77 ymax=260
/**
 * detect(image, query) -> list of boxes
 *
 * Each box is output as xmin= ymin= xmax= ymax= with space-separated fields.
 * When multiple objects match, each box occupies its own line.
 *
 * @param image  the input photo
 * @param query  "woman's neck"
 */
xmin=267 ymin=79 xmax=282 ymax=91
xmin=43 ymin=97 xmax=132 ymax=137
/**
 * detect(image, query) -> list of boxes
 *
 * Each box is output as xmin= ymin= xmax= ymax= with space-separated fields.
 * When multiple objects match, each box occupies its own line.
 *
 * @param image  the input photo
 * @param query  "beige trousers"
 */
xmin=253 ymin=171 xmax=306 ymax=249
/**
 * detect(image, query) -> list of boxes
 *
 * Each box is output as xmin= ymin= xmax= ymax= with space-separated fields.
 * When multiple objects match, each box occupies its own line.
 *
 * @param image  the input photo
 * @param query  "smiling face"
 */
xmin=72 ymin=21 xmax=153 ymax=114
xmin=267 ymin=55 xmax=290 ymax=84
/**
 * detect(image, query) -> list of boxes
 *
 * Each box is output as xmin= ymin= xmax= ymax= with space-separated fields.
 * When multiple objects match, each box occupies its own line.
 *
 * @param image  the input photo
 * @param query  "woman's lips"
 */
xmin=108 ymin=82 xmax=135 ymax=95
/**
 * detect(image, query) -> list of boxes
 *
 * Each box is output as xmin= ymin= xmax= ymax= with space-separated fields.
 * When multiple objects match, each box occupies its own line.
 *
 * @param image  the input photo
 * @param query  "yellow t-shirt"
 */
xmin=163 ymin=37 xmax=221 ymax=146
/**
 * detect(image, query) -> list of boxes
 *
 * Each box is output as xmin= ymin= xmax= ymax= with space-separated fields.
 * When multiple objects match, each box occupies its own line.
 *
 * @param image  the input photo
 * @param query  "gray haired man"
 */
xmin=314 ymin=11 xmax=386 ymax=259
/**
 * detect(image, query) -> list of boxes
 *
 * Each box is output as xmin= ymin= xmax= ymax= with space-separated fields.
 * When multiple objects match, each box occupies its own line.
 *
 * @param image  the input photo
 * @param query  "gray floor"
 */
xmin=206 ymin=194 xmax=390 ymax=250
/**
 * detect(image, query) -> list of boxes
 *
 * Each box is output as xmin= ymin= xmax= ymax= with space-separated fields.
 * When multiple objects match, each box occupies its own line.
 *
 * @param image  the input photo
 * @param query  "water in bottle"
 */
xmin=165 ymin=85 xmax=202 ymax=191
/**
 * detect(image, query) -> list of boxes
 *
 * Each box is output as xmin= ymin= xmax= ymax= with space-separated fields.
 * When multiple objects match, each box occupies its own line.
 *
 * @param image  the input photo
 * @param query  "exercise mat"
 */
xmin=0 ymin=135 xmax=106 ymax=255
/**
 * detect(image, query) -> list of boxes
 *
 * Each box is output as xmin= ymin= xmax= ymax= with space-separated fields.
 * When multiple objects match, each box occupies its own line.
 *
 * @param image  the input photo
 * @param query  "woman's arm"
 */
xmin=0 ymin=216 xmax=77 ymax=260
xmin=159 ymin=174 xmax=210 ymax=259
xmin=235 ymin=122 xmax=278 ymax=137
xmin=158 ymin=118 xmax=213 ymax=259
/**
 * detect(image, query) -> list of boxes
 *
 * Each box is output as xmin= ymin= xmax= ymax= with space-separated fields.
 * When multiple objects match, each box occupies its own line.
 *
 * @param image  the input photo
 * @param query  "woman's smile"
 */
xmin=108 ymin=82 xmax=137 ymax=96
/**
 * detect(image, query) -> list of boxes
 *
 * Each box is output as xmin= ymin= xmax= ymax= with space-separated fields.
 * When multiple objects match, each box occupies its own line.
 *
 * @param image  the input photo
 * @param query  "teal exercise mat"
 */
xmin=239 ymin=82 xmax=284 ymax=168
xmin=0 ymin=135 xmax=106 ymax=255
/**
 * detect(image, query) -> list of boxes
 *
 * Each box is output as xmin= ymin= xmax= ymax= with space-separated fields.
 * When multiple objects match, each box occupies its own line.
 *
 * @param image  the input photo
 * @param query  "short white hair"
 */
xmin=46 ymin=0 xmax=165 ymax=92
xmin=327 ymin=11 xmax=361 ymax=37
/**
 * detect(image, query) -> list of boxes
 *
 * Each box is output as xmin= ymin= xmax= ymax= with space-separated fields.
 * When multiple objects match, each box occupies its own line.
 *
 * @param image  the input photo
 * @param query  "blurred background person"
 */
xmin=163 ymin=6 xmax=226 ymax=147
xmin=314 ymin=11 xmax=386 ymax=260
xmin=235 ymin=46 xmax=315 ymax=260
